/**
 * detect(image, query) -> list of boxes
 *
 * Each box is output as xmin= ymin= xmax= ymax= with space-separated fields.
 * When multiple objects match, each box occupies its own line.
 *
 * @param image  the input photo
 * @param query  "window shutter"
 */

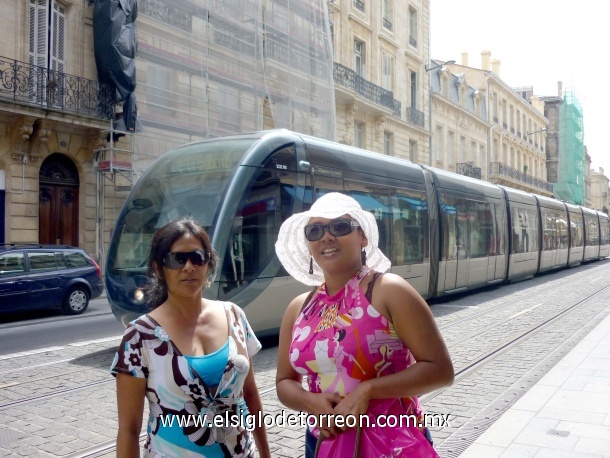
xmin=50 ymin=0 xmax=65 ymax=73
xmin=29 ymin=0 xmax=49 ymax=69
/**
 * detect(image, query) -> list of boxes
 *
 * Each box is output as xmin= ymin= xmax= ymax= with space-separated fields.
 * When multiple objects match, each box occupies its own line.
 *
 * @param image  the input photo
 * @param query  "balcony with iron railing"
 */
xmin=490 ymin=162 xmax=553 ymax=192
xmin=333 ymin=62 xmax=401 ymax=117
xmin=0 ymin=56 xmax=114 ymax=119
xmin=406 ymin=105 xmax=425 ymax=128
xmin=456 ymin=162 xmax=482 ymax=180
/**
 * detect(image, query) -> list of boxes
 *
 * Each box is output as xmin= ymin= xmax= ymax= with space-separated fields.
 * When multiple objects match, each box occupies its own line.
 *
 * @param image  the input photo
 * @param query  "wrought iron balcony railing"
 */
xmin=456 ymin=162 xmax=482 ymax=180
xmin=0 ymin=56 xmax=113 ymax=119
xmin=406 ymin=105 xmax=425 ymax=127
xmin=490 ymin=162 xmax=553 ymax=192
xmin=333 ymin=62 xmax=401 ymax=117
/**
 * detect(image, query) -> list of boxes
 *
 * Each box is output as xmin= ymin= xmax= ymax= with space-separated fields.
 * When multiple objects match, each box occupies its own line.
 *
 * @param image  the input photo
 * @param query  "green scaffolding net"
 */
xmin=554 ymin=91 xmax=585 ymax=204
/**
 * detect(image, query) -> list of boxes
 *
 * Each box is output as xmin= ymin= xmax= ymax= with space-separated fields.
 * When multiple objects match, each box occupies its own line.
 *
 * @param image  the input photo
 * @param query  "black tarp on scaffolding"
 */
xmin=91 ymin=0 xmax=141 ymax=132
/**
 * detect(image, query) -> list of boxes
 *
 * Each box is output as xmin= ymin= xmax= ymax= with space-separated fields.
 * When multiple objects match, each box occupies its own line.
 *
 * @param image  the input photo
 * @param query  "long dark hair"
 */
xmin=144 ymin=217 xmax=219 ymax=308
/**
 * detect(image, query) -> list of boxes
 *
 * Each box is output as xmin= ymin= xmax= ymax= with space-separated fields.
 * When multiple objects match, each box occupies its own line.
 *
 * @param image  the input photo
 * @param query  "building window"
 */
xmin=382 ymin=54 xmax=393 ymax=91
xmin=408 ymin=7 xmax=417 ymax=47
xmin=382 ymin=0 xmax=393 ymax=31
xmin=30 ymin=0 xmax=65 ymax=72
xmin=435 ymin=126 xmax=443 ymax=162
xmin=384 ymin=131 xmax=393 ymax=155
xmin=147 ymin=64 xmax=173 ymax=112
xmin=409 ymin=140 xmax=417 ymax=162
xmin=353 ymin=0 xmax=365 ymax=13
xmin=448 ymin=130 xmax=455 ymax=165
xmin=410 ymin=71 xmax=417 ymax=108
xmin=354 ymin=40 xmax=364 ymax=77
xmin=354 ymin=121 xmax=364 ymax=148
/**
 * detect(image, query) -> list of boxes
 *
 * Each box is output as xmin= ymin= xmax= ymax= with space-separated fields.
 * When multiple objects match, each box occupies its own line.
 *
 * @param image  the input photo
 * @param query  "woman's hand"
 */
xmin=331 ymin=382 xmax=371 ymax=432
xmin=304 ymin=391 xmax=343 ymax=438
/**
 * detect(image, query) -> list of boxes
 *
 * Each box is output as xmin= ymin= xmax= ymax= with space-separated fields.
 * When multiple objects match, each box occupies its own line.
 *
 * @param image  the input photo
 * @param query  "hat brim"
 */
xmin=275 ymin=198 xmax=391 ymax=286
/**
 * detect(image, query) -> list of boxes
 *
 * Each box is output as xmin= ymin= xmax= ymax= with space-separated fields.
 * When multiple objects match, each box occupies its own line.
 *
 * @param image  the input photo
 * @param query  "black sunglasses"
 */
xmin=163 ymin=249 xmax=209 ymax=269
xmin=304 ymin=218 xmax=360 ymax=242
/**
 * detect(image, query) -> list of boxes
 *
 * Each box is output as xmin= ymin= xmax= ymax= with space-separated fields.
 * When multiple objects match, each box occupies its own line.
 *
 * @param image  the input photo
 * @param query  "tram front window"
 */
xmin=108 ymin=139 xmax=255 ymax=273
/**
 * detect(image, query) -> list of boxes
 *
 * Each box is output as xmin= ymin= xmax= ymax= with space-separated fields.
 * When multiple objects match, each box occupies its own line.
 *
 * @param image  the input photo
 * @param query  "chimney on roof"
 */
xmin=481 ymin=50 xmax=491 ymax=70
xmin=491 ymin=59 xmax=500 ymax=76
xmin=557 ymin=81 xmax=563 ymax=97
xmin=461 ymin=52 xmax=469 ymax=66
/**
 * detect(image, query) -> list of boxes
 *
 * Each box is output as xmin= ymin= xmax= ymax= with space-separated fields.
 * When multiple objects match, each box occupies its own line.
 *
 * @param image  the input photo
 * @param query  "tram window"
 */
xmin=390 ymin=188 xmax=428 ymax=265
xmin=467 ymin=200 xmax=491 ymax=258
xmin=571 ymin=215 xmax=584 ymax=247
xmin=586 ymin=218 xmax=599 ymax=246
xmin=557 ymin=214 xmax=569 ymax=249
xmin=493 ymin=203 xmax=506 ymax=255
xmin=600 ymin=219 xmax=610 ymax=245
xmin=219 ymin=164 xmax=297 ymax=298
xmin=347 ymin=184 xmax=391 ymax=259
xmin=542 ymin=211 xmax=557 ymax=251
xmin=511 ymin=206 xmax=537 ymax=254
xmin=527 ymin=208 xmax=538 ymax=252
xmin=441 ymin=195 xmax=467 ymax=260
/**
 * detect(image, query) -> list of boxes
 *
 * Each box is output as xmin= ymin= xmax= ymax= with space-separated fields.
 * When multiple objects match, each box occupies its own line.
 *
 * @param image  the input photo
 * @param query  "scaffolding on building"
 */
xmin=94 ymin=117 xmax=137 ymax=273
xmin=554 ymin=91 xmax=585 ymax=204
xmin=92 ymin=0 xmax=337 ymax=273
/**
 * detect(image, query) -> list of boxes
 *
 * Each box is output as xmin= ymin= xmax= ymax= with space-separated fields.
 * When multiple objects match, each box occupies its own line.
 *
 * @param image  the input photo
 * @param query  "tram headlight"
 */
xmin=133 ymin=288 xmax=145 ymax=303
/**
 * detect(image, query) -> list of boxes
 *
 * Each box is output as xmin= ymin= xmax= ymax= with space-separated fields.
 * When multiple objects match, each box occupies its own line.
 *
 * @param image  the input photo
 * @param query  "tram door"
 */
xmin=442 ymin=196 xmax=469 ymax=291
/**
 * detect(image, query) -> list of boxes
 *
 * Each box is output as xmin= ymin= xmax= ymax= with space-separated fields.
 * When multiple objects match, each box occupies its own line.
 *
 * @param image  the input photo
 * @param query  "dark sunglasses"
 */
xmin=163 ymin=249 xmax=210 ymax=269
xmin=304 ymin=218 xmax=360 ymax=242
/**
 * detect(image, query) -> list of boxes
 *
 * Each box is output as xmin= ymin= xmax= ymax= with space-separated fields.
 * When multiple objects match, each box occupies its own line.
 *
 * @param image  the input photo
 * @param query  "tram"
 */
xmin=105 ymin=130 xmax=610 ymax=335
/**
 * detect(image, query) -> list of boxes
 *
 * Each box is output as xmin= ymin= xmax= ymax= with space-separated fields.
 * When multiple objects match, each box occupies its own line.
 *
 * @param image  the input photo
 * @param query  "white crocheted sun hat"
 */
xmin=275 ymin=192 xmax=391 ymax=286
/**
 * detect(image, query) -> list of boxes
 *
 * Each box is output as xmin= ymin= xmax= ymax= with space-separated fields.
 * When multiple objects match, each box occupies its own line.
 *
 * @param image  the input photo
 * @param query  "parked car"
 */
xmin=0 ymin=244 xmax=104 ymax=315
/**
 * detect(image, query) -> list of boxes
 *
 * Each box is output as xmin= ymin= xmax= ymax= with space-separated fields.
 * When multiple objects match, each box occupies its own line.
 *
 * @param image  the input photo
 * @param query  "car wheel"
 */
xmin=63 ymin=286 xmax=90 ymax=315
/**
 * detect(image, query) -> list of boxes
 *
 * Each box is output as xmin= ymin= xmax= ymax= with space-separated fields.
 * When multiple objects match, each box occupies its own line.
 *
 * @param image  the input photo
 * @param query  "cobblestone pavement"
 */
xmin=0 ymin=260 xmax=609 ymax=457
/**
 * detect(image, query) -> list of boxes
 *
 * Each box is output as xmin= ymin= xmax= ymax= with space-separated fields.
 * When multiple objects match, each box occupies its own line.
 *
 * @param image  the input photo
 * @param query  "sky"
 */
xmin=430 ymin=0 xmax=609 ymax=176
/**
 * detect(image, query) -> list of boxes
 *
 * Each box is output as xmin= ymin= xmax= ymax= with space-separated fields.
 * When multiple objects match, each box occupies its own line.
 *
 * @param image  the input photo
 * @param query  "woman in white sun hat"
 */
xmin=275 ymin=192 xmax=453 ymax=457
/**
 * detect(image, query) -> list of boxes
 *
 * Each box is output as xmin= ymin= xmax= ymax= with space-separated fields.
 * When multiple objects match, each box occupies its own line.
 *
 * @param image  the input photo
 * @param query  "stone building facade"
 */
xmin=444 ymin=52 xmax=552 ymax=197
xmin=329 ymin=0 xmax=432 ymax=162
xmin=590 ymin=168 xmax=609 ymax=214
xmin=429 ymin=59 xmax=489 ymax=180
xmin=0 ymin=0 xmax=109 ymax=256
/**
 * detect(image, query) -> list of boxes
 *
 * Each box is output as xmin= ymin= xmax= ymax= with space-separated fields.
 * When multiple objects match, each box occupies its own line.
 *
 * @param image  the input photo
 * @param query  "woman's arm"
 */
xmin=275 ymin=293 xmax=343 ymax=436
xmin=334 ymin=274 xmax=454 ymax=421
xmin=243 ymin=363 xmax=271 ymax=458
xmin=116 ymin=373 xmax=147 ymax=458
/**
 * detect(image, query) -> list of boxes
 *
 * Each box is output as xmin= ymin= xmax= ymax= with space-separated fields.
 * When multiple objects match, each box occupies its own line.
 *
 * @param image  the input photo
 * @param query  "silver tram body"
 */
xmin=106 ymin=130 xmax=610 ymax=335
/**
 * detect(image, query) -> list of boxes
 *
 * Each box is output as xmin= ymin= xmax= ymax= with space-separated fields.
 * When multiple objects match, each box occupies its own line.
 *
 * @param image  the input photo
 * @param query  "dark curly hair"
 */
xmin=144 ymin=217 xmax=218 ymax=308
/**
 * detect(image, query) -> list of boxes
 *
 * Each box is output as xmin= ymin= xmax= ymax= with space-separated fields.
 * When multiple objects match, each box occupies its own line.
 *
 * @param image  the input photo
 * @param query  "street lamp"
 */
xmin=526 ymin=127 xmax=547 ymax=135
xmin=426 ymin=60 xmax=456 ymax=165
xmin=425 ymin=60 xmax=456 ymax=72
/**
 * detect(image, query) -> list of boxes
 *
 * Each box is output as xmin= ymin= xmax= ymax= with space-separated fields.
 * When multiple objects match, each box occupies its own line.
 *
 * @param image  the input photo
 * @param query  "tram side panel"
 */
xmin=535 ymin=195 xmax=569 ymax=272
xmin=425 ymin=167 xmax=506 ymax=296
xmin=582 ymin=208 xmax=600 ymax=261
xmin=500 ymin=186 xmax=539 ymax=282
xmin=597 ymin=212 xmax=610 ymax=259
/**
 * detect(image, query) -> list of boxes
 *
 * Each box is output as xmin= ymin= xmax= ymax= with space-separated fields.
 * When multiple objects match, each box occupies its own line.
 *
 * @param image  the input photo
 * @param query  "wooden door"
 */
xmin=39 ymin=185 xmax=78 ymax=246
xmin=39 ymin=153 xmax=79 ymax=246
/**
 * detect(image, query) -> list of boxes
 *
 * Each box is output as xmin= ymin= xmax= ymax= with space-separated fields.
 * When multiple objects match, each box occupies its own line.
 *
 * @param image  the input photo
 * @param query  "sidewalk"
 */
xmin=460 ymin=313 xmax=610 ymax=458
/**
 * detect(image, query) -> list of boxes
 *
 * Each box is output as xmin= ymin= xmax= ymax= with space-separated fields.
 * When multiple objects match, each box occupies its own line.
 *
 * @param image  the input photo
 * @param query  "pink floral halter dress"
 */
xmin=289 ymin=267 xmax=438 ymax=457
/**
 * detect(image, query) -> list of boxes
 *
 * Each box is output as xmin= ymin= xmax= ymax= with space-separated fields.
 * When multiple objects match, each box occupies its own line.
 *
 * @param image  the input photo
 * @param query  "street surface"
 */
xmin=0 ymin=259 xmax=608 ymax=457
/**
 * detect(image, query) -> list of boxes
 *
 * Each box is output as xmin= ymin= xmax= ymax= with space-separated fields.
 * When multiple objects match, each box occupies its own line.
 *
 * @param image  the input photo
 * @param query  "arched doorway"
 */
xmin=39 ymin=153 xmax=79 ymax=246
